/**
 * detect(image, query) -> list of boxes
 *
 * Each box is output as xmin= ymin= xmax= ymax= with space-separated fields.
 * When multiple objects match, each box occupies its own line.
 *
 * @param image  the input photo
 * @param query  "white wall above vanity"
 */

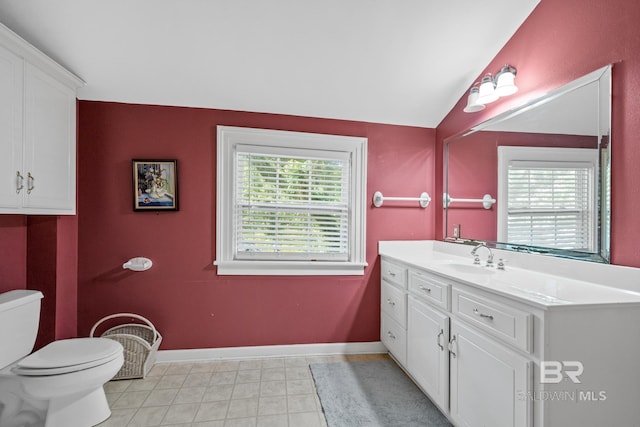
xmin=379 ymin=240 xmax=640 ymax=427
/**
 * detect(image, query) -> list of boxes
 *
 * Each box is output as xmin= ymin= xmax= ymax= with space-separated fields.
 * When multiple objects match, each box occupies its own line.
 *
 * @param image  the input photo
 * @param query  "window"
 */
xmin=498 ymin=146 xmax=598 ymax=251
xmin=215 ymin=126 xmax=367 ymax=275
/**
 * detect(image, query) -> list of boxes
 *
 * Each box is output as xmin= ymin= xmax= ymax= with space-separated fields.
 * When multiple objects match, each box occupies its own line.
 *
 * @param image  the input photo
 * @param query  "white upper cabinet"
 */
xmin=0 ymin=23 xmax=83 ymax=215
xmin=0 ymin=44 xmax=23 ymax=209
xmin=22 ymin=63 xmax=77 ymax=211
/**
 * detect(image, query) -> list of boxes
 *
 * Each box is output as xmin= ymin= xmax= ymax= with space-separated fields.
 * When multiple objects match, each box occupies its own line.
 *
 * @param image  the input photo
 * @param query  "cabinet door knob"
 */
xmin=27 ymin=172 xmax=35 ymax=194
xmin=16 ymin=171 xmax=24 ymax=193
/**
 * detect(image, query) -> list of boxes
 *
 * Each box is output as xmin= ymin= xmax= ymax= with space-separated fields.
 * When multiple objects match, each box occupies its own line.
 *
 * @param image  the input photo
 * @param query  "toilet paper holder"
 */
xmin=123 ymin=257 xmax=153 ymax=271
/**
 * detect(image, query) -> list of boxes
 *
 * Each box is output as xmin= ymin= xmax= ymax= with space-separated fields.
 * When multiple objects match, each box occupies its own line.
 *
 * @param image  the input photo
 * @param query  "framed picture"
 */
xmin=132 ymin=159 xmax=179 ymax=211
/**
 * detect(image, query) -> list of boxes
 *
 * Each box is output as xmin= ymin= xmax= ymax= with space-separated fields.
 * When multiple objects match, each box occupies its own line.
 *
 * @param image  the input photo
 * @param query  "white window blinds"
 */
xmin=235 ymin=147 xmax=350 ymax=261
xmin=506 ymin=162 xmax=594 ymax=250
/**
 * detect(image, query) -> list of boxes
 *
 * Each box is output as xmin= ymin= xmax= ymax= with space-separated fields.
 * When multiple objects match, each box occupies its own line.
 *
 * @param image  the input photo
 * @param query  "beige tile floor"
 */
xmin=98 ymin=353 xmax=389 ymax=427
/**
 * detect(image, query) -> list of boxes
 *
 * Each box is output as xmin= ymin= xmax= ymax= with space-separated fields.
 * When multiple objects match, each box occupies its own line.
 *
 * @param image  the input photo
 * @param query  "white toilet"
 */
xmin=0 ymin=289 xmax=124 ymax=427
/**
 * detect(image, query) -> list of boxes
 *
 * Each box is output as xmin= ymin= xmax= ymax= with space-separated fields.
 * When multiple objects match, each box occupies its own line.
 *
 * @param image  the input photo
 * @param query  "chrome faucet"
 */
xmin=470 ymin=242 xmax=494 ymax=267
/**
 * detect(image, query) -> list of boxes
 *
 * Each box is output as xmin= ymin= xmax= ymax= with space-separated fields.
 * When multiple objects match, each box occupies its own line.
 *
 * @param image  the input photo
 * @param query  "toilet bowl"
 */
xmin=0 ymin=290 xmax=124 ymax=427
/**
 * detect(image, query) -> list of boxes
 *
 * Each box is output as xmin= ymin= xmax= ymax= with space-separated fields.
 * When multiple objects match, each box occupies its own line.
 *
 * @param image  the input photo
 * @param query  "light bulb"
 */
xmin=495 ymin=65 xmax=518 ymax=97
xmin=477 ymin=74 xmax=498 ymax=104
xmin=463 ymin=86 xmax=485 ymax=113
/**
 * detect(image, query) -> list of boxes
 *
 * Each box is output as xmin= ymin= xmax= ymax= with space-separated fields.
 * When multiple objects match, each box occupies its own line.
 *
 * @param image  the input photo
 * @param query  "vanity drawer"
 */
xmin=452 ymin=287 xmax=532 ymax=353
xmin=408 ymin=270 xmax=450 ymax=310
xmin=381 ymin=312 xmax=407 ymax=366
xmin=381 ymin=259 xmax=407 ymax=289
xmin=381 ymin=280 xmax=407 ymax=327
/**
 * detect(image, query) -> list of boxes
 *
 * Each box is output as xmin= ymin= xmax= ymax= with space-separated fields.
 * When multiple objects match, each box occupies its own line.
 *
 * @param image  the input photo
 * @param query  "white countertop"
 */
xmin=379 ymin=240 xmax=640 ymax=309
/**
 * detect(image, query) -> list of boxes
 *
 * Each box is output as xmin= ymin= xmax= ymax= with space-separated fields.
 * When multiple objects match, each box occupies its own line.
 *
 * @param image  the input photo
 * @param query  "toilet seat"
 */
xmin=12 ymin=338 xmax=122 ymax=376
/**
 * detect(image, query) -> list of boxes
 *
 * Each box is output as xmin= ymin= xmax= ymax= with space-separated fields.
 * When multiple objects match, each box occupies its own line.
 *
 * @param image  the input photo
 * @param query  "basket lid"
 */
xmin=17 ymin=338 xmax=122 ymax=370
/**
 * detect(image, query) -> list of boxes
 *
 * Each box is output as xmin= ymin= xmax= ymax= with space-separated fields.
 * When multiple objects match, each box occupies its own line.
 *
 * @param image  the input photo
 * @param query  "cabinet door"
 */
xmin=0 ymin=44 xmax=23 ymax=210
xmin=407 ymin=296 xmax=449 ymax=411
xmin=450 ymin=320 xmax=531 ymax=427
xmin=23 ymin=63 xmax=76 ymax=213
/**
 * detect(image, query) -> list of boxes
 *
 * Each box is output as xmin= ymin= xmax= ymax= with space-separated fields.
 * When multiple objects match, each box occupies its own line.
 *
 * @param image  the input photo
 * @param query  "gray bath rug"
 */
xmin=310 ymin=359 xmax=452 ymax=427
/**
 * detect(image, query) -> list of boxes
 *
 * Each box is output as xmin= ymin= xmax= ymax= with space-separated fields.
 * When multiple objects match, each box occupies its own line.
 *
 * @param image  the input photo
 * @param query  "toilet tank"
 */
xmin=0 ymin=290 xmax=43 ymax=369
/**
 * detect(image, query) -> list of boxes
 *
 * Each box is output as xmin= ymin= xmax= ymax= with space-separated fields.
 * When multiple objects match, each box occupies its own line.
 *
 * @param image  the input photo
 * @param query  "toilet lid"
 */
xmin=15 ymin=338 xmax=122 ymax=375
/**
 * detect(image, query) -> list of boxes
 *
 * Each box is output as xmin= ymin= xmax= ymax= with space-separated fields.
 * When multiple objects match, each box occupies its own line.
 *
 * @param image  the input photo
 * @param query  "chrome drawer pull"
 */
xmin=386 ymin=298 xmax=396 ymax=306
xmin=473 ymin=308 xmax=494 ymax=320
xmin=419 ymin=285 xmax=431 ymax=293
xmin=387 ymin=331 xmax=396 ymax=340
xmin=437 ymin=329 xmax=444 ymax=351
xmin=388 ymin=271 xmax=396 ymax=277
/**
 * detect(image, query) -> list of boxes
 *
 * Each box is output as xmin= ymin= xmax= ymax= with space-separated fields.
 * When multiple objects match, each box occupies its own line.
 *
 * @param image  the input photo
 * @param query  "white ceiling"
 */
xmin=0 ymin=0 xmax=540 ymax=128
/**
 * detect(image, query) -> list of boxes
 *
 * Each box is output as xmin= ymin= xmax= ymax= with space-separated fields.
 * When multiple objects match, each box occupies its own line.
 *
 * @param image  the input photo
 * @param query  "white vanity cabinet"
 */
xmin=380 ymin=257 xmax=535 ymax=426
xmin=449 ymin=319 xmax=531 ymax=427
xmin=449 ymin=286 xmax=532 ymax=427
xmin=0 ymin=23 xmax=83 ymax=215
xmin=380 ymin=259 xmax=408 ymax=365
xmin=381 ymin=260 xmax=453 ymax=414
xmin=380 ymin=241 xmax=640 ymax=427
xmin=407 ymin=295 xmax=449 ymax=411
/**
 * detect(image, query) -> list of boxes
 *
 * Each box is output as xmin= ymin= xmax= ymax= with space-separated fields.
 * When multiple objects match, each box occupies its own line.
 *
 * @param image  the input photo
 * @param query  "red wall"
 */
xmin=436 ymin=0 xmax=640 ymax=267
xmin=0 ymin=215 xmax=77 ymax=347
xmin=0 ymin=215 xmax=27 ymax=293
xmin=77 ymin=102 xmax=435 ymax=350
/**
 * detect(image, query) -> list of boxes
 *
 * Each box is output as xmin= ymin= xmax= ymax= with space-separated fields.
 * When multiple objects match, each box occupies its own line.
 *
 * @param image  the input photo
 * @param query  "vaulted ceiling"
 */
xmin=0 ymin=0 xmax=540 ymax=127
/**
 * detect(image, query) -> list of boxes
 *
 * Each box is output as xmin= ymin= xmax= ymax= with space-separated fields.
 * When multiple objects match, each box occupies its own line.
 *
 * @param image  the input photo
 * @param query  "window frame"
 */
xmin=215 ymin=126 xmax=368 ymax=276
xmin=497 ymin=146 xmax=598 ymax=251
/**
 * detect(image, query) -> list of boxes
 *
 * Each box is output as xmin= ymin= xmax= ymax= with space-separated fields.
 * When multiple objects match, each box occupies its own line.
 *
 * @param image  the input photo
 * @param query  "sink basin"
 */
xmin=438 ymin=262 xmax=496 ymax=276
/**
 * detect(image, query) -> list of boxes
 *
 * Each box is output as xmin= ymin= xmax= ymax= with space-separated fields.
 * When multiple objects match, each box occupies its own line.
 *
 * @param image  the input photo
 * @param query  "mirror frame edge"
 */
xmin=443 ymin=64 xmax=612 ymax=264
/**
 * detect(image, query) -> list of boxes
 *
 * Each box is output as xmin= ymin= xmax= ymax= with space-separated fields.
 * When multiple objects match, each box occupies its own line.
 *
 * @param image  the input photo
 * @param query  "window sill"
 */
xmin=214 ymin=260 xmax=368 ymax=276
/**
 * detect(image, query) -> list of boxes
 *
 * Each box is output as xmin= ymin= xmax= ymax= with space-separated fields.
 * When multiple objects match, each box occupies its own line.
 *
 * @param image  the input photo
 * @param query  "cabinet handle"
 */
xmin=387 ymin=331 xmax=396 ymax=340
xmin=419 ymin=285 xmax=432 ymax=293
xmin=386 ymin=299 xmax=396 ymax=306
xmin=448 ymin=335 xmax=457 ymax=358
xmin=27 ymin=172 xmax=35 ymax=194
xmin=388 ymin=271 xmax=396 ymax=277
xmin=437 ymin=329 xmax=444 ymax=351
xmin=473 ymin=308 xmax=494 ymax=320
xmin=16 ymin=171 xmax=24 ymax=193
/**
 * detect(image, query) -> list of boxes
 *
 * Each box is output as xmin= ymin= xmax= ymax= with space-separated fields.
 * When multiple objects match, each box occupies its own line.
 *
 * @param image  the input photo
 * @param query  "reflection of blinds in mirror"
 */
xmin=507 ymin=163 xmax=594 ymax=251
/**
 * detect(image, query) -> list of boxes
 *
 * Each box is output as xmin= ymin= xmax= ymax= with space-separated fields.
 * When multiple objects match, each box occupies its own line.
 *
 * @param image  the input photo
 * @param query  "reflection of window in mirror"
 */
xmin=497 ymin=146 xmax=598 ymax=252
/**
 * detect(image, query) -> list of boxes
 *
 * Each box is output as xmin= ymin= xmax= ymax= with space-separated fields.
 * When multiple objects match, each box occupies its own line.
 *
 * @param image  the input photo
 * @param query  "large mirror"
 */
xmin=444 ymin=65 xmax=611 ymax=263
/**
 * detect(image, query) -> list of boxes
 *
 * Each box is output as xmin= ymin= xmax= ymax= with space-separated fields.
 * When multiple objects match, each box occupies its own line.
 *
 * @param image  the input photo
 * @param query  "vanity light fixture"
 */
xmin=463 ymin=64 xmax=518 ymax=113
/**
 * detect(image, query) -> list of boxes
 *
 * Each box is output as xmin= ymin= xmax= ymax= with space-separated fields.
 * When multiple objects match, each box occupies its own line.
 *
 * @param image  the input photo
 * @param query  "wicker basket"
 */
xmin=90 ymin=313 xmax=162 ymax=380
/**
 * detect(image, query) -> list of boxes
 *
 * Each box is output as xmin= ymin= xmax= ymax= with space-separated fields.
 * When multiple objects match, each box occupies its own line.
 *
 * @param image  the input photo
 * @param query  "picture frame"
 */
xmin=132 ymin=159 xmax=179 ymax=211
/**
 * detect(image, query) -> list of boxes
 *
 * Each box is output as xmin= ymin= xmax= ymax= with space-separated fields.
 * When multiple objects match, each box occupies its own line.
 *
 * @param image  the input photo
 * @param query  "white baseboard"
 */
xmin=156 ymin=341 xmax=386 ymax=363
